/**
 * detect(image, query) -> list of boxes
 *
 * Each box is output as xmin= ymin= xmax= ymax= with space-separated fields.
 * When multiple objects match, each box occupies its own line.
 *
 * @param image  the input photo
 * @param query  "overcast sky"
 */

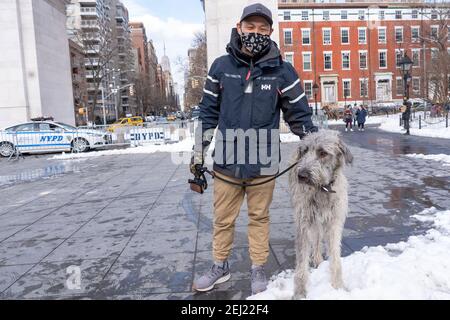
xmin=121 ymin=0 xmax=205 ymax=106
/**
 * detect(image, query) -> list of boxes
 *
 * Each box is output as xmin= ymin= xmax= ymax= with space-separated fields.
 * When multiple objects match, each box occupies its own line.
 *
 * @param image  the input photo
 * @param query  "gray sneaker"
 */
xmin=251 ymin=265 xmax=268 ymax=294
xmin=193 ymin=261 xmax=231 ymax=292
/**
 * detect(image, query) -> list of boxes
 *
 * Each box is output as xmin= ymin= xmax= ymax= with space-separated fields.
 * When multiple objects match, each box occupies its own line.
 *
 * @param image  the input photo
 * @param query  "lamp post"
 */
xmin=313 ymin=82 xmax=319 ymax=115
xmin=399 ymin=54 xmax=413 ymax=102
xmin=399 ymin=54 xmax=413 ymax=135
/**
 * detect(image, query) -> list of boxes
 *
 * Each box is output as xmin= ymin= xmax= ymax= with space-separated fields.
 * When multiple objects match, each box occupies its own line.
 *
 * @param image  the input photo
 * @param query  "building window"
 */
xmin=431 ymin=26 xmax=439 ymax=39
xmin=379 ymin=10 xmax=385 ymax=20
xmin=341 ymin=10 xmax=347 ymax=20
xmin=378 ymin=27 xmax=386 ymax=44
xmin=431 ymin=48 xmax=439 ymax=60
xmin=412 ymin=77 xmax=420 ymax=94
xmin=396 ymin=77 xmax=404 ymax=96
xmin=324 ymin=52 xmax=332 ymax=70
xmin=379 ymin=50 xmax=387 ymax=68
xmin=358 ymin=28 xmax=367 ymax=44
xmin=304 ymin=81 xmax=313 ymax=99
xmin=302 ymin=29 xmax=310 ymax=45
xmin=285 ymin=52 xmax=294 ymax=66
xmin=341 ymin=28 xmax=349 ymax=44
xmin=303 ymin=53 xmax=311 ymax=71
xmin=395 ymin=49 xmax=405 ymax=67
xmin=411 ymin=26 xmax=420 ymax=42
xmin=302 ymin=11 xmax=309 ymax=21
xmin=359 ymin=51 xmax=367 ymax=69
xmin=323 ymin=10 xmax=330 ymax=21
xmin=284 ymin=29 xmax=292 ymax=45
xmin=342 ymin=52 xmax=350 ymax=70
xmin=284 ymin=11 xmax=291 ymax=21
xmin=360 ymin=79 xmax=368 ymax=97
xmin=412 ymin=49 xmax=420 ymax=67
xmin=431 ymin=11 xmax=438 ymax=20
xmin=412 ymin=9 xmax=418 ymax=19
xmin=395 ymin=27 xmax=403 ymax=43
xmin=323 ymin=28 xmax=332 ymax=45
xmin=395 ymin=10 xmax=402 ymax=20
xmin=343 ymin=80 xmax=351 ymax=98
xmin=358 ymin=10 xmax=365 ymax=20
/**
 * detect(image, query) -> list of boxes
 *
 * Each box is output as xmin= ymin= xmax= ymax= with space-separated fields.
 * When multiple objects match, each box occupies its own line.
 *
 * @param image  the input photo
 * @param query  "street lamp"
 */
xmin=312 ymin=83 xmax=319 ymax=115
xmin=399 ymin=54 xmax=413 ymax=101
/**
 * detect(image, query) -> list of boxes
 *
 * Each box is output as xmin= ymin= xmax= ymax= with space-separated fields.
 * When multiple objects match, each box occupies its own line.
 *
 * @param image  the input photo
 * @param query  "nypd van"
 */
xmin=0 ymin=121 xmax=113 ymax=157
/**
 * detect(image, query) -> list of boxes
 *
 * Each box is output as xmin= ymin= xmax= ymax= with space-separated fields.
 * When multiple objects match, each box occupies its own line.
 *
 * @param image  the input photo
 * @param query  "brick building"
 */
xmin=278 ymin=1 xmax=450 ymax=109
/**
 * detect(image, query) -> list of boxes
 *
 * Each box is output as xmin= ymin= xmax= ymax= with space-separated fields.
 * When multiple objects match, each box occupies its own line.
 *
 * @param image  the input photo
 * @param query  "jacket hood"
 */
xmin=226 ymin=28 xmax=282 ymax=67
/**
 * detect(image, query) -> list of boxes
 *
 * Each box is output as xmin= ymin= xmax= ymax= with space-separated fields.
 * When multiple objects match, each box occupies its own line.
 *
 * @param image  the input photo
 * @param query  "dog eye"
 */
xmin=319 ymin=150 xmax=328 ymax=158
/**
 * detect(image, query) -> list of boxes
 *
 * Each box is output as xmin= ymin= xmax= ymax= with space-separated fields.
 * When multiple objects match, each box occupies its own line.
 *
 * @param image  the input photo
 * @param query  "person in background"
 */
xmin=344 ymin=105 xmax=353 ymax=132
xmin=356 ymin=105 xmax=368 ymax=131
xmin=352 ymin=103 xmax=358 ymax=127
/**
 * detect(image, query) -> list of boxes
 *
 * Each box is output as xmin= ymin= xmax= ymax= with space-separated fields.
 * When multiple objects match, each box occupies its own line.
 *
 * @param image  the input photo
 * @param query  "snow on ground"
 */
xmin=248 ymin=207 xmax=450 ymax=300
xmin=50 ymin=136 xmax=195 ymax=160
xmin=406 ymin=154 xmax=450 ymax=166
xmin=378 ymin=112 xmax=450 ymax=139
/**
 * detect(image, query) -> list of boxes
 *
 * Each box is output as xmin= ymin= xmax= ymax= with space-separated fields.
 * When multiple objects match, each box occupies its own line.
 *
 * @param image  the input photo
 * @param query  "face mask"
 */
xmin=240 ymin=32 xmax=270 ymax=55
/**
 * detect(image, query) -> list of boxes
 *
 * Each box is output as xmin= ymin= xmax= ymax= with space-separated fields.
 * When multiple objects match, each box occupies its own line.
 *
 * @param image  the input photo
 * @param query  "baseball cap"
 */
xmin=240 ymin=3 xmax=273 ymax=26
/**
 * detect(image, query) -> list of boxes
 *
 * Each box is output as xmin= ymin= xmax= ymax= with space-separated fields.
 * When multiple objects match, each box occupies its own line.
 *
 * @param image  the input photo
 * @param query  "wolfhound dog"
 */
xmin=288 ymin=130 xmax=353 ymax=299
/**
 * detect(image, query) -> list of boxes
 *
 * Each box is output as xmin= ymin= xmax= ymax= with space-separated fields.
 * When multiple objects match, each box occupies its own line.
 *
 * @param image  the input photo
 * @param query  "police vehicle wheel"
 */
xmin=72 ymin=138 xmax=90 ymax=153
xmin=0 ymin=142 xmax=15 ymax=157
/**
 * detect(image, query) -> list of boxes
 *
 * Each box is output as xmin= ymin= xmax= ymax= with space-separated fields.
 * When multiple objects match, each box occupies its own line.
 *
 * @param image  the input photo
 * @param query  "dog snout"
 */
xmin=297 ymin=170 xmax=311 ymax=181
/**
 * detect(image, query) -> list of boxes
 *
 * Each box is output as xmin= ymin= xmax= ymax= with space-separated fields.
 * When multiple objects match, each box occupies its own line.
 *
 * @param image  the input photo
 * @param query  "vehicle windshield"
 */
xmin=56 ymin=122 xmax=77 ymax=130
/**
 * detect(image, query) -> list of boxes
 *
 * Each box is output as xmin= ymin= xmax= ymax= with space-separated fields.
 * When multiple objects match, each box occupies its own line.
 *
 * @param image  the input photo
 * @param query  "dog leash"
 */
xmin=190 ymin=162 xmax=337 ymax=193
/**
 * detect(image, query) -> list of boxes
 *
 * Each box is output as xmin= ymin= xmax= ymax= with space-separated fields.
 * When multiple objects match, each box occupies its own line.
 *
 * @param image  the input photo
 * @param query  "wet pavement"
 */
xmin=0 ymin=126 xmax=449 ymax=300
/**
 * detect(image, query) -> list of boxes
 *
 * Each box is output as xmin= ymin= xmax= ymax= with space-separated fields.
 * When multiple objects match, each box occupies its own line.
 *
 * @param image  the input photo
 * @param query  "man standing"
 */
xmin=402 ymin=100 xmax=411 ymax=135
xmin=190 ymin=3 xmax=318 ymax=295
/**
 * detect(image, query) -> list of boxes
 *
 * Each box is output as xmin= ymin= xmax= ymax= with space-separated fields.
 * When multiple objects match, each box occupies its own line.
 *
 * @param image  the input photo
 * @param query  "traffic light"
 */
xmin=129 ymin=85 xmax=135 ymax=96
xmin=78 ymin=107 xmax=85 ymax=115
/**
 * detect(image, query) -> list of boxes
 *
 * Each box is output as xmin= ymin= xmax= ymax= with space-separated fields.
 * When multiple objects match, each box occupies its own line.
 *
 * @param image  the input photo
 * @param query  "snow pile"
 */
xmin=379 ymin=113 xmax=450 ymax=139
xmin=406 ymin=153 xmax=450 ymax=166
xmin=248 ymin=207 xmax=450 ymax=300
xmin=50 ymin=136 xmax=195 ymax=160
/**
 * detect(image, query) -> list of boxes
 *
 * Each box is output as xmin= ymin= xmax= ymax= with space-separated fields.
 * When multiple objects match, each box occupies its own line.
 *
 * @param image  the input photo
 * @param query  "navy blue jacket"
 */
xmin=356 ymin=108 xmax=368 ymax=123
xmin=198 ymin=28 xmax=317 ymax=179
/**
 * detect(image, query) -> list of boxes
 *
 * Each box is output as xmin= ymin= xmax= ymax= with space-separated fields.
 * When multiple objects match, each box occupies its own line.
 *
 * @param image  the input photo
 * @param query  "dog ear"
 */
xmin=338 ymin=140 xmax=353 ymax=165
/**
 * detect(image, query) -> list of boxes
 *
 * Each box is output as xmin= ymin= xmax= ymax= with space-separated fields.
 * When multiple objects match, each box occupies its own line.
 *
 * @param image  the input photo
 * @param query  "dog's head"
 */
xmin=291 ymin=130 xmax=353 ymax=187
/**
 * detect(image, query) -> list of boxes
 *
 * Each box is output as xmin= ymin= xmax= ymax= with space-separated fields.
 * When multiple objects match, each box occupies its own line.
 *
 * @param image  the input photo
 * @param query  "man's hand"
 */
xmin=190 ymin=151 xmax=204 ymax=176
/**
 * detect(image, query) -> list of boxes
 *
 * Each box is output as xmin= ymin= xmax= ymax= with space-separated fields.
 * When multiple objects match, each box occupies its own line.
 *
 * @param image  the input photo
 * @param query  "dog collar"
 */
xmin=321 ymin=179 xmax=336 ymax=193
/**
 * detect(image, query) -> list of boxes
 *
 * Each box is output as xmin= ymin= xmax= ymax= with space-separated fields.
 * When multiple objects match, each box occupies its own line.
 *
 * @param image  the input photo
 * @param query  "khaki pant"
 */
xmin=213 ymin=171 xmax=276 ymax=265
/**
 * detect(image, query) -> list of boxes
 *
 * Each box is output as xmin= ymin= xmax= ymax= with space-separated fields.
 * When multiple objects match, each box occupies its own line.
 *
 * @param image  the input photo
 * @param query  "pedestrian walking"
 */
xmin=401 ymin=100 xmax=412 ymax=135
xmin=190 ymin=3 xmax=318 ymax=295
xmin=344 ymin=105 xmax=353 ymax=132
xmin=352 ymin=103 xmax=358 ymax=127
xmin=356 ymin=105 xmax=368 ymax=131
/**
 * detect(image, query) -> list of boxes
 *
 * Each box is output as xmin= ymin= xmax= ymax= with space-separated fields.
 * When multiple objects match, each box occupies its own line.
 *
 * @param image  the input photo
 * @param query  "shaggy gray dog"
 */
xmin=288 ymin=130 xmax=353 ymax=299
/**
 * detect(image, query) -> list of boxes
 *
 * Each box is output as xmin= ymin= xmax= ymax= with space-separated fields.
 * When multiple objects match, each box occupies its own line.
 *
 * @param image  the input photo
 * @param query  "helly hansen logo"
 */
xmin=261 ymin=84 xmax=271 ymax=91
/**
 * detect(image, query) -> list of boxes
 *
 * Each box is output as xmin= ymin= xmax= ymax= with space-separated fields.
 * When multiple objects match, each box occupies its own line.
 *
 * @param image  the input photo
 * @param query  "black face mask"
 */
xmin=240 ymin=32 xmax=271 ymax=56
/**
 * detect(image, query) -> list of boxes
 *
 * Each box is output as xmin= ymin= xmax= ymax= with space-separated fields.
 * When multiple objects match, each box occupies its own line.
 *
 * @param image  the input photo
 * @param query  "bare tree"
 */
xmin=69 ymin=26 xmax=118 ymax=122
xmin=178 ymin=32 xmax=207 ymax=113
xmin=420 ymin=2 xmax=450 ymax=105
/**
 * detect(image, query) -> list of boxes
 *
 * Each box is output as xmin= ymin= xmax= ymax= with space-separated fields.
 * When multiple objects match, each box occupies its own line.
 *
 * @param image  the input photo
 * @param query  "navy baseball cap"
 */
xmin=240 ymin=3 xmax=273 ymax=26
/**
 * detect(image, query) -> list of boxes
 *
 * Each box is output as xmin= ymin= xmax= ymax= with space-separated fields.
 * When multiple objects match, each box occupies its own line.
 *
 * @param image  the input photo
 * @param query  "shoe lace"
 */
xmin=208 ymin=264 xmax=225 ymax=279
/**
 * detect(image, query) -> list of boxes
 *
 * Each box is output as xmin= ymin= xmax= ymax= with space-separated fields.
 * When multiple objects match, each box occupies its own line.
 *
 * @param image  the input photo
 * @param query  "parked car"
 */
xmin=0 ymin=120 xmax=112 ymax=157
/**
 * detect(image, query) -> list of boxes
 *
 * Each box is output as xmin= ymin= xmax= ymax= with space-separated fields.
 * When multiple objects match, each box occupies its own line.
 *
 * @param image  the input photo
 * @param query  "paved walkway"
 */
xmin=0 ymin=126 xmax=448 ymax=299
